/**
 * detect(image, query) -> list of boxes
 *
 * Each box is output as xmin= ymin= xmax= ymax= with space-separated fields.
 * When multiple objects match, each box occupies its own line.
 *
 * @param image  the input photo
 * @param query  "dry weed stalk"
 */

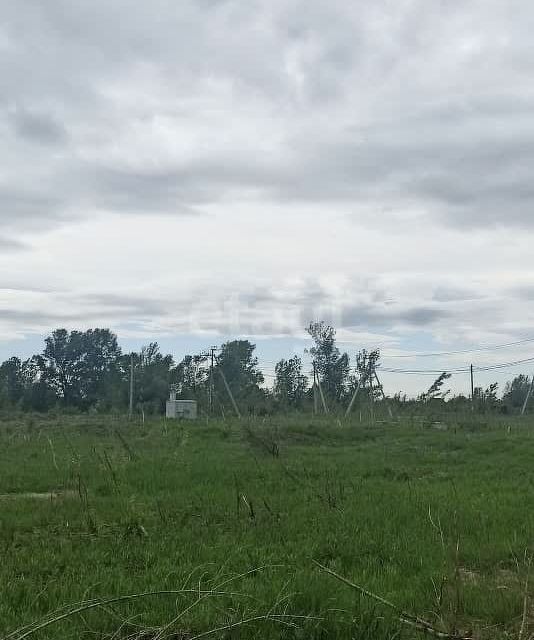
xmin=3 ymin=565 xmax=296 ymax=640
xmin=313 ymin=560 xmax=473 ymax=640
xmin=3 ymin=588 xmax=253 ymax=640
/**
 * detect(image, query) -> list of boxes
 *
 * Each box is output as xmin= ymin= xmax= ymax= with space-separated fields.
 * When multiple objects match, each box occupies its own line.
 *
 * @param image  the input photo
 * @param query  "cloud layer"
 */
xmin=3 ymin=0 xmax=534 ymax=231
xmin=2 ymin=0 xmax=534 ymax=392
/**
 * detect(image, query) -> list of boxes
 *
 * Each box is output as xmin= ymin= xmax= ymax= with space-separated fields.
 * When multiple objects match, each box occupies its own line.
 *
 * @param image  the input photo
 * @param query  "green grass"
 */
xmin=1 ymin=413 xmax=534 ymax=639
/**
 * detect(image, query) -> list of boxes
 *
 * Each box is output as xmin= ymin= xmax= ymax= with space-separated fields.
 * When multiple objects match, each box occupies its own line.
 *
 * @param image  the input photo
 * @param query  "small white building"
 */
xmin=166 ymin=391 xmax=198 ymax=420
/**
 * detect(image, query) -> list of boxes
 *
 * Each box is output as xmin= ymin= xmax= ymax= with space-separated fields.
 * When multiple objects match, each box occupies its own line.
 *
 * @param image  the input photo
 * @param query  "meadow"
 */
xmin=1 ymin=413 xmax=534 ymax=639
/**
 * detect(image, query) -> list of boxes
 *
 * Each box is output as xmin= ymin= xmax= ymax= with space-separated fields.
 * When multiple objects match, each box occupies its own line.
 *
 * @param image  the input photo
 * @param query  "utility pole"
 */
xmin=209 ymin=346 xmax=217 ymax=416
xmin=346 ymin=350 xmax=386 ymax=421
xmin=312 ymin=361 xmax=328 ymax=414
xmin=368 ymin=363 xmax=375 ymax=423
xmin=374 ymin=370 xmax=393 ymax=419
xmin=216 ymin=356 xmax=241 ymax=419
xmin=313 ymin=362 xmax=318 ymax=415
xmin=201 ymin=346 xmax=218 ymax=417
xmin=470 ymin=364 xmax=475 ymax=411
xmin=345 ymin=374 xmax=363 ymax=418
xmin=317 ymin=374 xmax=329 ymax=414
xmin=129 ymin=352 xmax=134 ymax=420
xmin=521 ymin=374 xmax=534 ymax=416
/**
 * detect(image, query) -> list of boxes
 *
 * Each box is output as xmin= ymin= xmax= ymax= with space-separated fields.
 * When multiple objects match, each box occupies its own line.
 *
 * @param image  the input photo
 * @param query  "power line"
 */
xmin=478 ymin=356 xmax=534 ymax=371
xmin=380 ymin=355 xmax=534 ymax=376
xmin=338 ymin=336 xmax=534 ymax=360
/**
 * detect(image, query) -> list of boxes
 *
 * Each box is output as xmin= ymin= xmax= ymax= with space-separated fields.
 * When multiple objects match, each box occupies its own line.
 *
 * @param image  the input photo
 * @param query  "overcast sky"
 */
xmin=2 ymin=0 xmax=534 ymax=395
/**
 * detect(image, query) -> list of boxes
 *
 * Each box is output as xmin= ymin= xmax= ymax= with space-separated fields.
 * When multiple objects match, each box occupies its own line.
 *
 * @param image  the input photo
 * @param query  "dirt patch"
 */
xmin=0 ymin=490 xmax=77 ymax=500
xmin=459 ymin=567 xmax=479 ymax=585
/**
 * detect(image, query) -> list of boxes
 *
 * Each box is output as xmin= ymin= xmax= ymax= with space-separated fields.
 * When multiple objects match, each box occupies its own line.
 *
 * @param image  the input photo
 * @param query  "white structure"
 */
xmin=166 ymin=390 xmax=197 ymax=420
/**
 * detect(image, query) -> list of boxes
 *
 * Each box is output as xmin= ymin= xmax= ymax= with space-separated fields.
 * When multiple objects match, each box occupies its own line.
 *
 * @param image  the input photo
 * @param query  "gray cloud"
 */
xmin=2 ymin=0 xmax=534 ymax=362
xmin=1 ymin=0 xmax=534 ymax=234
xmin=507 ymin=285 xmax=534 ymax=301
xmin=0 ymin=187 xmax=64 ymax=219
xmin=86 ymin=167 xmax=210 ymax=213
xmin=342 ymin=303 xmax=450 ymax=330
xmin=84 ymin=293 xmax=170 ymax=317
xmin=0 ymin=293 xmax=168 ymax=332
xmin=9 ymin=107 xmax=67 ymax=145
xmin=0 ymin=284 xmax=55 ymax=293
xmin=172 ymin=281 xmax=453 ymax=335
xmin=432 ymin=286 xmax=485 ymax=303
xmin=0 ymin=236 xmax=27 ymax=252
xmin=0 ymin=309 xmax=71 ymax=324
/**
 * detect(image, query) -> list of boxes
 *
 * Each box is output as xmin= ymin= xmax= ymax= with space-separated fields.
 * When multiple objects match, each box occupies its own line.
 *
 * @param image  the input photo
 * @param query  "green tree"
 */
xmin=503 ymin=375 xmax=531 ymax=410
xmin=214 ymin=340 xmax=264 ymax=412
xmin=131 ymin=343 xmax=174 ymax=414
xmin=173 ymin=355 xmax=208 ymax=400
xmin=39 ymin=328 xmax=121 ymax=408
xmin=0 ymin=356 xmax=56 ymax=411
xmin=22 ymin=357 xmax=55 ymax=411
xmin=274 ymin=356 xmax=308 ymax=408
xmin=419 ymin=372 xmax=452 ymax=403
xmin=39 ymin=329 xmax=83 ymax=405
xmin=352 ymin=349 xmax=382 ymax=402
xmin=485 ymin=382 xmax=499 ymax=401
xmin=473 ymin=382 xmax=499 ymax=412
xmin=306 ymin=321 xmax=350 ymax=402
xmin=0 ymin=357 xmax=24 ymax=407
xmin=81 ymin=329 xmax=123 ymax=407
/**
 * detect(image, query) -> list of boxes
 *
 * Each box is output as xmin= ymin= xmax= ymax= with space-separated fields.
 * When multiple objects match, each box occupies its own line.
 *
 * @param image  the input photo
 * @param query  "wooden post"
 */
xmin=345 ymin=375 xmax=363 ymax=418
xmin=368 ymin=364 xmax=375 ymax=423
xmin=317 ymin=375 xmax=329 ymax=414
xmin=374 ymin=371 xmax=393 ymax=419
xmin=313 ymin=362 xmax=318 ymax=415
xmin=129 ymin=353 xmax=134 ymax=420
xmin=470 ymin=365 xmax=475 ymax=411
xmin=209 ymin=347 xmax=216 ymax=416
xmin=218 ymin=366 xmax=241 ymax=419
xmin=521 ymin=375 xmax=534 ymax=416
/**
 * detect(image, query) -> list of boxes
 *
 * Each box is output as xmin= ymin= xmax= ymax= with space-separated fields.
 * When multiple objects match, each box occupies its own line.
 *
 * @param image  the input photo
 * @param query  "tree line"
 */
xmin=0 ymin=322 xmax=530 ymax=415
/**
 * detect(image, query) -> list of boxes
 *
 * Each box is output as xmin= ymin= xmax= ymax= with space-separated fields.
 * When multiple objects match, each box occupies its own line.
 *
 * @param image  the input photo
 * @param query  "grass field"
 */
xmin=2 ymin=413 xmax=534 ymax=639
